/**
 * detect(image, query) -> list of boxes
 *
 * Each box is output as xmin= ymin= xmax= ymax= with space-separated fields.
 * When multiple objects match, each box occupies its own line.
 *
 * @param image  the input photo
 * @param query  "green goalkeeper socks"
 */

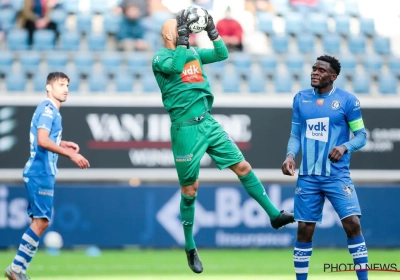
xmin=180 ymin=193 xmax=196 ymax=251
xmin=239 ymin=171 xmax=280 ymax=219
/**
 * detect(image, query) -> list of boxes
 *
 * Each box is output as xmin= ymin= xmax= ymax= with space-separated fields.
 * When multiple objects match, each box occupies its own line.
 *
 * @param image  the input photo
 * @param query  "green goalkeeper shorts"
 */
xmin=171 ymin=113 xmax=244 ymax=186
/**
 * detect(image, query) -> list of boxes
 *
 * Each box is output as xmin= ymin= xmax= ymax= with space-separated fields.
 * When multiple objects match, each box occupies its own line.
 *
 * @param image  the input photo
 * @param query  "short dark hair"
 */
xmin=46 ymin=72 xmax=70 ymax=85
xmin=316 ymin=55 xmax=341 ymax=75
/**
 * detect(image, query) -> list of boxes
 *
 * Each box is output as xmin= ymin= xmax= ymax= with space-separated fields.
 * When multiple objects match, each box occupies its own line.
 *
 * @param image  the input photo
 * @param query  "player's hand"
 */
xmin=328 ymin=145 xmax=347 ymax=163
xmin=282 ymin=155 xmax=296 ymax=176
xmin=176 ymin=9 xmax=198 ymax=48
xmin=69 ymin=153 xmax=90 ymax=169
xmin=63 ymin=141 xmax=80 ymax=153
xmin=204 ymin=10 xmax=219 ymax=41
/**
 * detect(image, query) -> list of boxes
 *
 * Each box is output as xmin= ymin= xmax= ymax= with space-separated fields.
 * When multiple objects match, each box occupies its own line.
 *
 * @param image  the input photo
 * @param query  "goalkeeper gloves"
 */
xmin=205 ymin=11 xmax=219 ymax=41
xmin=176 ymin=9 xmax=198 ymax=48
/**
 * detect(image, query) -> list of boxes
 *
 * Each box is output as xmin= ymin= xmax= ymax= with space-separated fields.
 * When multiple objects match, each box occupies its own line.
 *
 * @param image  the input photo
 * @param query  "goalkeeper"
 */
xmin=152 ymin=9 xmax=295 ymax=274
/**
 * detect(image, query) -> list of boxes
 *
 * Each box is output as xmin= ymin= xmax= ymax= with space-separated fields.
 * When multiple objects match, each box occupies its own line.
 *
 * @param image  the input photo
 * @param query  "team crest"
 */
xmin=331 ymin=100 xmax=340 ymax=110
xmin=343 ymin=185 xmax=354 ymax=198
xmin=44 ymin=105 xmax=53 ymax=115
xmin=316 ymin=99 xmax=324 ymax=106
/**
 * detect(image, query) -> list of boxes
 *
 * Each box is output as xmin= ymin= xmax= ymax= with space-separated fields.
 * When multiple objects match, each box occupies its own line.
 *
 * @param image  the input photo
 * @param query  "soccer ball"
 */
xmin=44 ymin=231 xmax=63 ymax=249
xmin=186 ymin=5 xmax=209 ymax=34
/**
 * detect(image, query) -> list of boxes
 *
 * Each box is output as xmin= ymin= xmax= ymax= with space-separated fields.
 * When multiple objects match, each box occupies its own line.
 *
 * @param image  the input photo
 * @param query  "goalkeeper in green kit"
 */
xmin=152 ymin=9 xmax=295 ymax=274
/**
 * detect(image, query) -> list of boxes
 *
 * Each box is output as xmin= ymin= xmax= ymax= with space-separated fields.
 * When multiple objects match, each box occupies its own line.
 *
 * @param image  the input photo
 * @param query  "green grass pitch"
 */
xmin=1 ymin=249 xmax=399 ymax=279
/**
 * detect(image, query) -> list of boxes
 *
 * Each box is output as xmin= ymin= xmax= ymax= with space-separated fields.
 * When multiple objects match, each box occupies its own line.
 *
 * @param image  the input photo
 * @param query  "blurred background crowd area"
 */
xmin=0 ymin=0 xmax=399 ymax=95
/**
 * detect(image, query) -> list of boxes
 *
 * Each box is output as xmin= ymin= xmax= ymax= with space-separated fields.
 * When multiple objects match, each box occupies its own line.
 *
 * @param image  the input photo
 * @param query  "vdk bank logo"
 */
xmin=0 ymin=107 xmax=17 ymax=152
xmin=306 ymin=117 xmax=329 ymax=142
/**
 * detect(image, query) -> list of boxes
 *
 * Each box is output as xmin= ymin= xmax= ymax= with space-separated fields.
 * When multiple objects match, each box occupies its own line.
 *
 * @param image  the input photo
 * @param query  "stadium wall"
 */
xmin=1 ymin=95 xmax=400 ymax=182
xmin=0 ymin=183 xmax=399 ymax=249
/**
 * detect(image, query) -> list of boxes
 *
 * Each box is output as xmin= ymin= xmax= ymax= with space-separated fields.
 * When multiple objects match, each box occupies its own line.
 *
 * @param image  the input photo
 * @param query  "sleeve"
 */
xmin=36 ymin=106 xmax=54 ymax=131
xmin=21 ymin=0 xmax=39 ymax=21
xmin=342 ymin=129 xmax=367 ymax=153
xmin=286 ymin=94 xmax=301 ymax=157
xmin=196 ymin=39 xmax=229 ymax=64
xmin=345 ymin=95 xmax=364 ymax=132
xmin=152 ymin=46 xmax=187 ymax=74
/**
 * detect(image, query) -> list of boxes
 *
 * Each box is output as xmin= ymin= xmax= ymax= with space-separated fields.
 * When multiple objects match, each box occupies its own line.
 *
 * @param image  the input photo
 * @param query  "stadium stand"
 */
xmin=0 ymin=0 xmax=398 ymax=95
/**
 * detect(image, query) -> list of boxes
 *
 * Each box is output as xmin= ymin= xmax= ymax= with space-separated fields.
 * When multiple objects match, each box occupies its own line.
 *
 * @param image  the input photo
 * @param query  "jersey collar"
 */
xmin=312 ymin=86 xmax=336 ymax=96
xmin=45 ymin=98 xmax=59 ymax=109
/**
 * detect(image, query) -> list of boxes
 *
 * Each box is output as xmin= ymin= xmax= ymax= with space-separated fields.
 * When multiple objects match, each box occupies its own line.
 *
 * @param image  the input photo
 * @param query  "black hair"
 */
xmin=46 ymin=72 xmax=70 ymax=85
xmin=316 ymin=55 xmax=341 ymax=75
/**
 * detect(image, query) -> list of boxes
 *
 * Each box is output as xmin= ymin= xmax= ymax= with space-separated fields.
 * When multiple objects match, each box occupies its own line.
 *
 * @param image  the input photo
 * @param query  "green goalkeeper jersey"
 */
xmin=152 ymin=39 xmax=228 ymax=122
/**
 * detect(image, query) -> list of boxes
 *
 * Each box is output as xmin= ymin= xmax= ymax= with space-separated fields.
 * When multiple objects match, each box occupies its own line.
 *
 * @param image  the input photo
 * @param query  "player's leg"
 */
xmin=171 ymin=121 xmax=207 ymax=274
xmin=5 ymin=176 xmax=54 ymax=280
xmin=324 ymin=177 xmax=368 ymax=280
xmin=204 ymin=116 xmax=294 ymax=228
xmin=293 ymin=176 xmax=325 ymax=280
xmin=229 ymin=160 xmax=294 ymax=228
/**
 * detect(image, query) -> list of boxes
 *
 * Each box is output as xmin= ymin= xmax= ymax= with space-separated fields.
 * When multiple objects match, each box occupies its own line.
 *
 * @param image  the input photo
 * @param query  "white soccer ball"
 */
xmin=186 ymin=5 xmax=209 ymax=34
xmin=44 ymin=231 xmax=63 ymax=249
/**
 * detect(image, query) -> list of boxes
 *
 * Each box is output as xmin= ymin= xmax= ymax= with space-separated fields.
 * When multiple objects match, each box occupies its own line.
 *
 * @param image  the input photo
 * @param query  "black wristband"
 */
xmin=208 ymin=29 xmax=219 ymax=41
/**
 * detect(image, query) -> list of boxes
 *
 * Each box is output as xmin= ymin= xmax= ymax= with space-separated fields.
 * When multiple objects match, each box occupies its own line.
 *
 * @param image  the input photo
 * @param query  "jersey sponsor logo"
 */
xmin=354 ymin=100 xmax=360 ymax=107
xmin=316 ymin=99 xmax=324 ymax=106
xmin=180 ymin=60 xmax=204 ymax=83
xmin=306 ymin=117 xmax=329 ymax=142
xmin=44 ymin=105 xmax=53 ymax=115
xmin=302 ymin=100 xmax=312 ymax=103
xmin=331 ymin=100 xmax=340 ymax=110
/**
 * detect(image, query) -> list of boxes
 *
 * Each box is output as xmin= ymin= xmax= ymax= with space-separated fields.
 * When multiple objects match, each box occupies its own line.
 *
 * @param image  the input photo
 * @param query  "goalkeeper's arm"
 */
xmin=156 ymin=47 xmax=187 ymax=74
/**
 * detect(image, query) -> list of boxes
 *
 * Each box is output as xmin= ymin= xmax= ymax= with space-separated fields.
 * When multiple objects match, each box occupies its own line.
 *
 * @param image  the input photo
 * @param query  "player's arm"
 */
xmin=153 ymin=48 xmax=187 ymax=74
xmin=60 ymin=140 xmax=80 ymax=153
xmin=328 ymin=97 xmax=367 ymax=162
xmin=282 ymin=95 xmax=301 ymax=176
xmin=197 ymin=12 xmax=229 ymax=64
xmin=37 ymin=130 xmax=89 ymax=169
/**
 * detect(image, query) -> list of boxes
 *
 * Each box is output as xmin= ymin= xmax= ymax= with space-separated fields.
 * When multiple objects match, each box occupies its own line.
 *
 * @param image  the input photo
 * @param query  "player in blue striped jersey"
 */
xmin=282 ymin=56 xmax=368 ymax=280
xmin=4 ymin=72 xmax=90 ymax=280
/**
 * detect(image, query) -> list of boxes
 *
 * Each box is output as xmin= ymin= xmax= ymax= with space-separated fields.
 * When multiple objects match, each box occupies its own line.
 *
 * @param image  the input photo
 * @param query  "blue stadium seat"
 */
xmin=231 ymin=53 xmax=252 ymax=77
xmin=87 ymin=32 xmax=107 ymax=51
xmin=90 ymin=0 xmax=109 ymax=14
xmin=101 ymin=52 xmax=122 ymax=76
xmin=257 ymin=12 xmax=274 ymax=35
xmin=359 ymin=18 xmax=375 ymax=37
xmin=373 ymin=37 xmax=391 ymax=55
xmin=297 ymin=34 xmax=315 ymax=53
xmin=258 ymin=56 xmax=277 ymax=76
xmin=284 ymin=13 xmax=304 ymax=35
xmin=319 ymin=0 xmax=336 ymax=17
xmin=286 ymin=55 xmax=304 ymax=75
xmin=89 ymin=72 xmax=108 ymax=92
xmin=73 ymin=53 xmax=94 ymax=76
xmin=6 ymin=29 xmax=28 ymax=50
xmin=352 ymin=74 xmax=371 ymax=94
xmin=248 ymin=74 xmax=266 ymax=94
xmin=322 ymin=34 xmax=341 ymax=54
xmin=127 ymin=55 xmax=150 ymax=76
xmin=76 ymin=14 xmax=92 ymax=34
xmin=274 ymin=73 xmax=293 ymax=93
xmin=300 ymin=74 xmax=311 ymax=90
xmin=10 ymin=0 xmax=24 ymax=11
xmin=63 ymin=0 xmax=80 ymax=13
xmin=204 ymin=60 xmax=227 ymax=79
xmin=363 ymin=55 xmax=383 ymax=76
xmin=33 ymin=30 xmax=56 ymax=50
xmin=20 ymin=52 xmax=41 ymax=75
xmin=33 ymin=72 xmax=47 ymax=92
xmin=340 ymin=54 xmax=357 ymax=76
xmin=115 ymin=72 xmax=134 ymax=92
xmin=389 ymin=57 xmax=400 ymax=76
xmin=103 ymin=14 xmax=123 ymax=34
xmin=334 ymin=16 xmax=350 ymax=37
xmin=308 ymin=13 xmax=328 ymax=36
xmin=49 ymin=8 xmax=67 ymax=31
xmin=272 ymin=34 xmax=289 ymax=53
xmin=345 ymin=0 xmax=360 ymax=17
xmin=334 ymin=74 xmax=346 ymax=89
xmin=65 ymin=72 xmax=80 ymax=92
xmin=270 ymin=0 xmax=290 ymax=16
xmin=222 ymin=74 xmax=240 ymax=93
xmin=60 ymin=32 xmax=80 ymax=51
xmin=6 ymin=72 xmax=26 ymax=92
xmin=0 ymin=8 xmax=16 ymax=31
xmin=142 ymin=75 xmax=159 ymax=93
xmin=46 ymin=52 xmax=68 ymax=72
xmin=378 ymin=74 xmax=398 ymax=94
xmin=0 ymin=52 xmax=13 ymax=75
xmin=348 ymin=36 xmax=366 ymax=54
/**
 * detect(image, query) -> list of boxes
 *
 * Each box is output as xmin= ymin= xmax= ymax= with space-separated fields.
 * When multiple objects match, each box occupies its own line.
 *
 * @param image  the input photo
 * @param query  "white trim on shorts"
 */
xmin=340 ymin=213 xmax=362 ymax=220
xmin=294 ymin=219 xmax=322 ymax=224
